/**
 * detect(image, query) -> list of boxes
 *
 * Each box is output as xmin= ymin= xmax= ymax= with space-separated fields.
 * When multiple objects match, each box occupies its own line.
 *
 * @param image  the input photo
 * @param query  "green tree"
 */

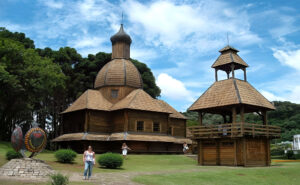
xmin=0 ymin=27 xmax=35 ymax=49
xmin=0 ymin=38 xmax=65 ymax=140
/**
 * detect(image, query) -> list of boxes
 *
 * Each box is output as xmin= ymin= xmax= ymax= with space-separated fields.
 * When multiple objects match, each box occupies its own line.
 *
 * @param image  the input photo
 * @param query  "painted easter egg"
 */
xmin=24 ymin=127 xmax=47 ymax=153
xmin=11 ymin=126 xmax=23 ymax=152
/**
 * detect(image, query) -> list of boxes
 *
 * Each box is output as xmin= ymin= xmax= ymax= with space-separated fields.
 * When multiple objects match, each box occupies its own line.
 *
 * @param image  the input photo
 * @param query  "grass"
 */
xmin=133 ymin=162 xmax=300 ymax=185
xmin=0 ymin=141 xmax=197 ymax=173
xmin=1 ymin=141 xmax=300 ymax=185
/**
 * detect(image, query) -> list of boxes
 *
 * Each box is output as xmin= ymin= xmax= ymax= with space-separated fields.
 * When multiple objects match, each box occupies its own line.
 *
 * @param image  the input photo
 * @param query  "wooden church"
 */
xmin=188 ymin=46 xmax=281 ymax=166
xmin=52 ymin=24 xmax=191 ymax=153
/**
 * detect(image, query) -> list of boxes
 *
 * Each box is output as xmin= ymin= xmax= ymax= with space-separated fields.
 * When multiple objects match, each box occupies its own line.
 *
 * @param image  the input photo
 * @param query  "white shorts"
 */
xmin=122 ymin=149 xmax=127 ymax=155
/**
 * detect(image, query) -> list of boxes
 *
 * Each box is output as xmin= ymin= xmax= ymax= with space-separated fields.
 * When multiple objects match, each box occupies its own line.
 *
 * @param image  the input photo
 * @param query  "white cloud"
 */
xmin=260 ymin=90 xmax=285 ymax=102
xmin=156 ymin=73 xmax=195 ymax=102
xmin=273 ymin=49 xmax=300 ymax=71
xmin=269 ymin=14 xmax=299 ymax=38
xmin=289 ymin=86 xmax=300 ymax=103
xmin=130 ymin=48 xmax=157 ymax=63
xmin=122 ymin=0 xmax=261 ymax=52
xmin=70 ymin=36 xmax=105 ymax=49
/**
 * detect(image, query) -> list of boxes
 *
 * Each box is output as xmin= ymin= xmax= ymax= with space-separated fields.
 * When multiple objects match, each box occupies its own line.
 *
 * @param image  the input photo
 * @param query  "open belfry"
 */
xmin=52 ymin=24 xmax=191 ymax=153
xmin=188 ymin=46 xmax=281 ymax=166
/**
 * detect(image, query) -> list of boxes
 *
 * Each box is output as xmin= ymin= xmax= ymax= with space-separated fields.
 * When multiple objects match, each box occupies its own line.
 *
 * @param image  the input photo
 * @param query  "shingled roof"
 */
xmin=188 ymin=79 xmax=275 ymax=111
xmin=94 ymin=59 xmax=143 ymax=89
xmin=212 ymin=45 xmax=249 ymax=69
xmin=157 ymin=100 xmax=187 ymax=119
xmin=63 ymin=89 xmax=175 ymax=114
xmin=62 ymin=90 xmax=112 ymax=113
xmin=111 ymin=89 xmax=171 ymax=113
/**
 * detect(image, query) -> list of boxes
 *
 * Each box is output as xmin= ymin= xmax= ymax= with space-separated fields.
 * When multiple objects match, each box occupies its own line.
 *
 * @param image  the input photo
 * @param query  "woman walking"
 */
xmin=121 ymin=142 xmax=131 ymax=158
xmin=83 ymin=146 xmax=95 ymax=180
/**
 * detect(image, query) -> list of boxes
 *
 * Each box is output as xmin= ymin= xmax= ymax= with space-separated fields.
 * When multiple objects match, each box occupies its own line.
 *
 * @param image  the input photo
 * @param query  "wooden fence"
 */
xmin=188 ymin=123 xmax=280 ymax=139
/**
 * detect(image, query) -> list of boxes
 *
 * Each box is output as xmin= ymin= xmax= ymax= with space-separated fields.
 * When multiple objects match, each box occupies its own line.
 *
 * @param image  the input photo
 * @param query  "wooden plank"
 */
xmin=198 ymin=112 xmax=203 ymax=125
xmin=198 ymin=141 xmax=203 ymax=165
xmin=124 ymin=110 xmax=129 ymax=132
xmin=84 ymin=110 xmax=88 ymax=132
xmin=234 ymin=139 xmax=237 ymax=166
xmin=266 ymin=139 xmax=270 ymax=166
xmin=243 ymin=137 xmax=247 ymax=167
xmin=216 ymin=140 xmax=220 ymax=165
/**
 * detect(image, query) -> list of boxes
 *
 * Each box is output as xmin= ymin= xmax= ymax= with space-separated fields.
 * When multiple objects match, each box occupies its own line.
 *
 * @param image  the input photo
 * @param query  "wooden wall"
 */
xmin=128 ymin=110 xmax=169 ymax=133
xmin=112 ymin=110 xmax=125 ymax=132
xmin=99 ymin=86 xmax=136 ymax=104
xmin=170 ymin=118 xmax=186 ymax=137
xmin=62 ymin=111 xmax=85 ymax=133
xmin=112 ymin=42 xmax=130 ymax=59
xmin=198 ymin=137 xmax=270 ymax=166
xmin=245 ymin=138 xmax=268 ymax=166
xmin=88 ymin=110 xmax=112 ymax=133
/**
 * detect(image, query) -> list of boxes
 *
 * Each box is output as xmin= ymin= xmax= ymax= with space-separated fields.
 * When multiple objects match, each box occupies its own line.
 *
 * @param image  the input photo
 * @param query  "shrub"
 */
xmin=54 ymin=149 xmax=77 ymax=163
xmin=6 ymin=150 xmax=23 ymax=160
xmin=294 ymin=153 xmax=300 ymax=159
xmin=285 ymin=150 xmax=295 ymax=159
xmin=50 ymin=173 xmax=69 ymax=185
xmin=271 ymin=148 xmax=284 ymax=156
xmin=97 ymin=152 xmax=123 ymax=169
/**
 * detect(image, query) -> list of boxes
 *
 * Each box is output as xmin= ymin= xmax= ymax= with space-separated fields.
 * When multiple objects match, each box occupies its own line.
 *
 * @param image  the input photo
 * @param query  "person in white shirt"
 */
xmin=121 ymin=143 xmax=131 ymax=158
xmin=83 ymin=146 xmax=95 ymax=180
xmin=183 ymin=142 xmax=189 ymax=154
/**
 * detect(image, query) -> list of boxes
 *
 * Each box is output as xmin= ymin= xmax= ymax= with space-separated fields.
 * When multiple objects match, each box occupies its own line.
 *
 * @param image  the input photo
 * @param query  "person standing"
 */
xmin=83 ymin=146 xmax=95 ymax=180
xmin=183 ymin=142 xmax=189 ymax=154
xmin=121 ymin=142 xmax=131 ymax=158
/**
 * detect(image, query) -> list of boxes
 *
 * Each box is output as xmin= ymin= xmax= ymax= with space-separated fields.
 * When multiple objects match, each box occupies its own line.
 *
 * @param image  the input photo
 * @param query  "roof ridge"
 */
xmin=238 ymin=80 xmax=275 ymax=109
xmin=103 ymin=61 xmax=113 ymax=85
xmin=230 ymin=52 xmax=234 ymax=63
xmin=127 ymin=89 xmax=141 ymax=108
xmin=123 ymin=59 xmax=126 ymax=86
xmin=86 ymin=90 xmax=89 ymax=109
xmin=233 ymin=79 xmax=242 ymax=104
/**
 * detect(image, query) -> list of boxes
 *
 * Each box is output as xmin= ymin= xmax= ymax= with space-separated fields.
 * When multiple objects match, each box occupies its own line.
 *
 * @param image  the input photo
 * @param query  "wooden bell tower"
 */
xmin=188 ymin=45 xmax=280 ymax=166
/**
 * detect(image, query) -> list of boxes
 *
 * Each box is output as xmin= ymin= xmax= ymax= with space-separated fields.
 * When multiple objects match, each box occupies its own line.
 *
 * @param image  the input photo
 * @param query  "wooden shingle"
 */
xmin=188 ymin=79 xmax=275 ymax=111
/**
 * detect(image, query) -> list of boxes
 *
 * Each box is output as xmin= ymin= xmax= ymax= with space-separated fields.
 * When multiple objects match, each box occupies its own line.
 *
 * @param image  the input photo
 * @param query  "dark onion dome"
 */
xmin=110 ymin=24 xmax=132 ymax=45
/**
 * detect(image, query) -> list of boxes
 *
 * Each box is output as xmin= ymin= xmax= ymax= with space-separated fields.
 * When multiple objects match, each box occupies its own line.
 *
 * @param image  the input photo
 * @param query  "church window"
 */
xmin=153 ymin=122 xmax=160 ymax=132
xmin=111 ymin=89 xmax=118 ymax=98
xmin=136 ymin=121 xmax=144 ymax=131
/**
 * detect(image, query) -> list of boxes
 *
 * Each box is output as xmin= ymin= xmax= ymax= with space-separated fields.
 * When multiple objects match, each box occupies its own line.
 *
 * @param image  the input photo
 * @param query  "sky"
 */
xmin=1 ymin=0 xmax=300 ymax=111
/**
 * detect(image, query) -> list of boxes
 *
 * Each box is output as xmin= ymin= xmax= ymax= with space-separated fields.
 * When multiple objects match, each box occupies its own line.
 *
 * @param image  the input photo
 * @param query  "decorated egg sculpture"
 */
xmin=11 ymin=126 xmax=47 ymax=158
xmin=11 ymin=126 xmax=23 ymax=152
xmin=24 ymin=127 xmax=47 ymax=153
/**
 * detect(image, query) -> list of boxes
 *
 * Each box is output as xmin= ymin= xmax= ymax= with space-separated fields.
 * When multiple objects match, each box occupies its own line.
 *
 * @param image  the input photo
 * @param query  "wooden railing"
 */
xmin=188 ymin=123 xmax=281 ymax=139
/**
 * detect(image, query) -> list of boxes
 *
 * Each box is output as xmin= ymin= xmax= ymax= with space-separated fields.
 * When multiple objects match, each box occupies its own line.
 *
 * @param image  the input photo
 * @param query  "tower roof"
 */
xmin=110 ymin=24 xmax=132 ymax=45
xmin=212 ymin=45 xmax=249 ymax=70
xmin=94 ymin=58 xmax=143 ymax=89
xmin=188 ymin=79 xmax=275 ymax=112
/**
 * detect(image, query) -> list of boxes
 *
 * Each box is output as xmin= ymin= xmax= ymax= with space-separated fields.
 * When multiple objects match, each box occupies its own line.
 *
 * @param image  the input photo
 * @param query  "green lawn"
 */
xmin=1 ymin=141 xmax=300 ymax=185
xmin=133 ymin=162 xmax=300 ymax=185
xmin=0 ymin=141 xmax=198 ymax=173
